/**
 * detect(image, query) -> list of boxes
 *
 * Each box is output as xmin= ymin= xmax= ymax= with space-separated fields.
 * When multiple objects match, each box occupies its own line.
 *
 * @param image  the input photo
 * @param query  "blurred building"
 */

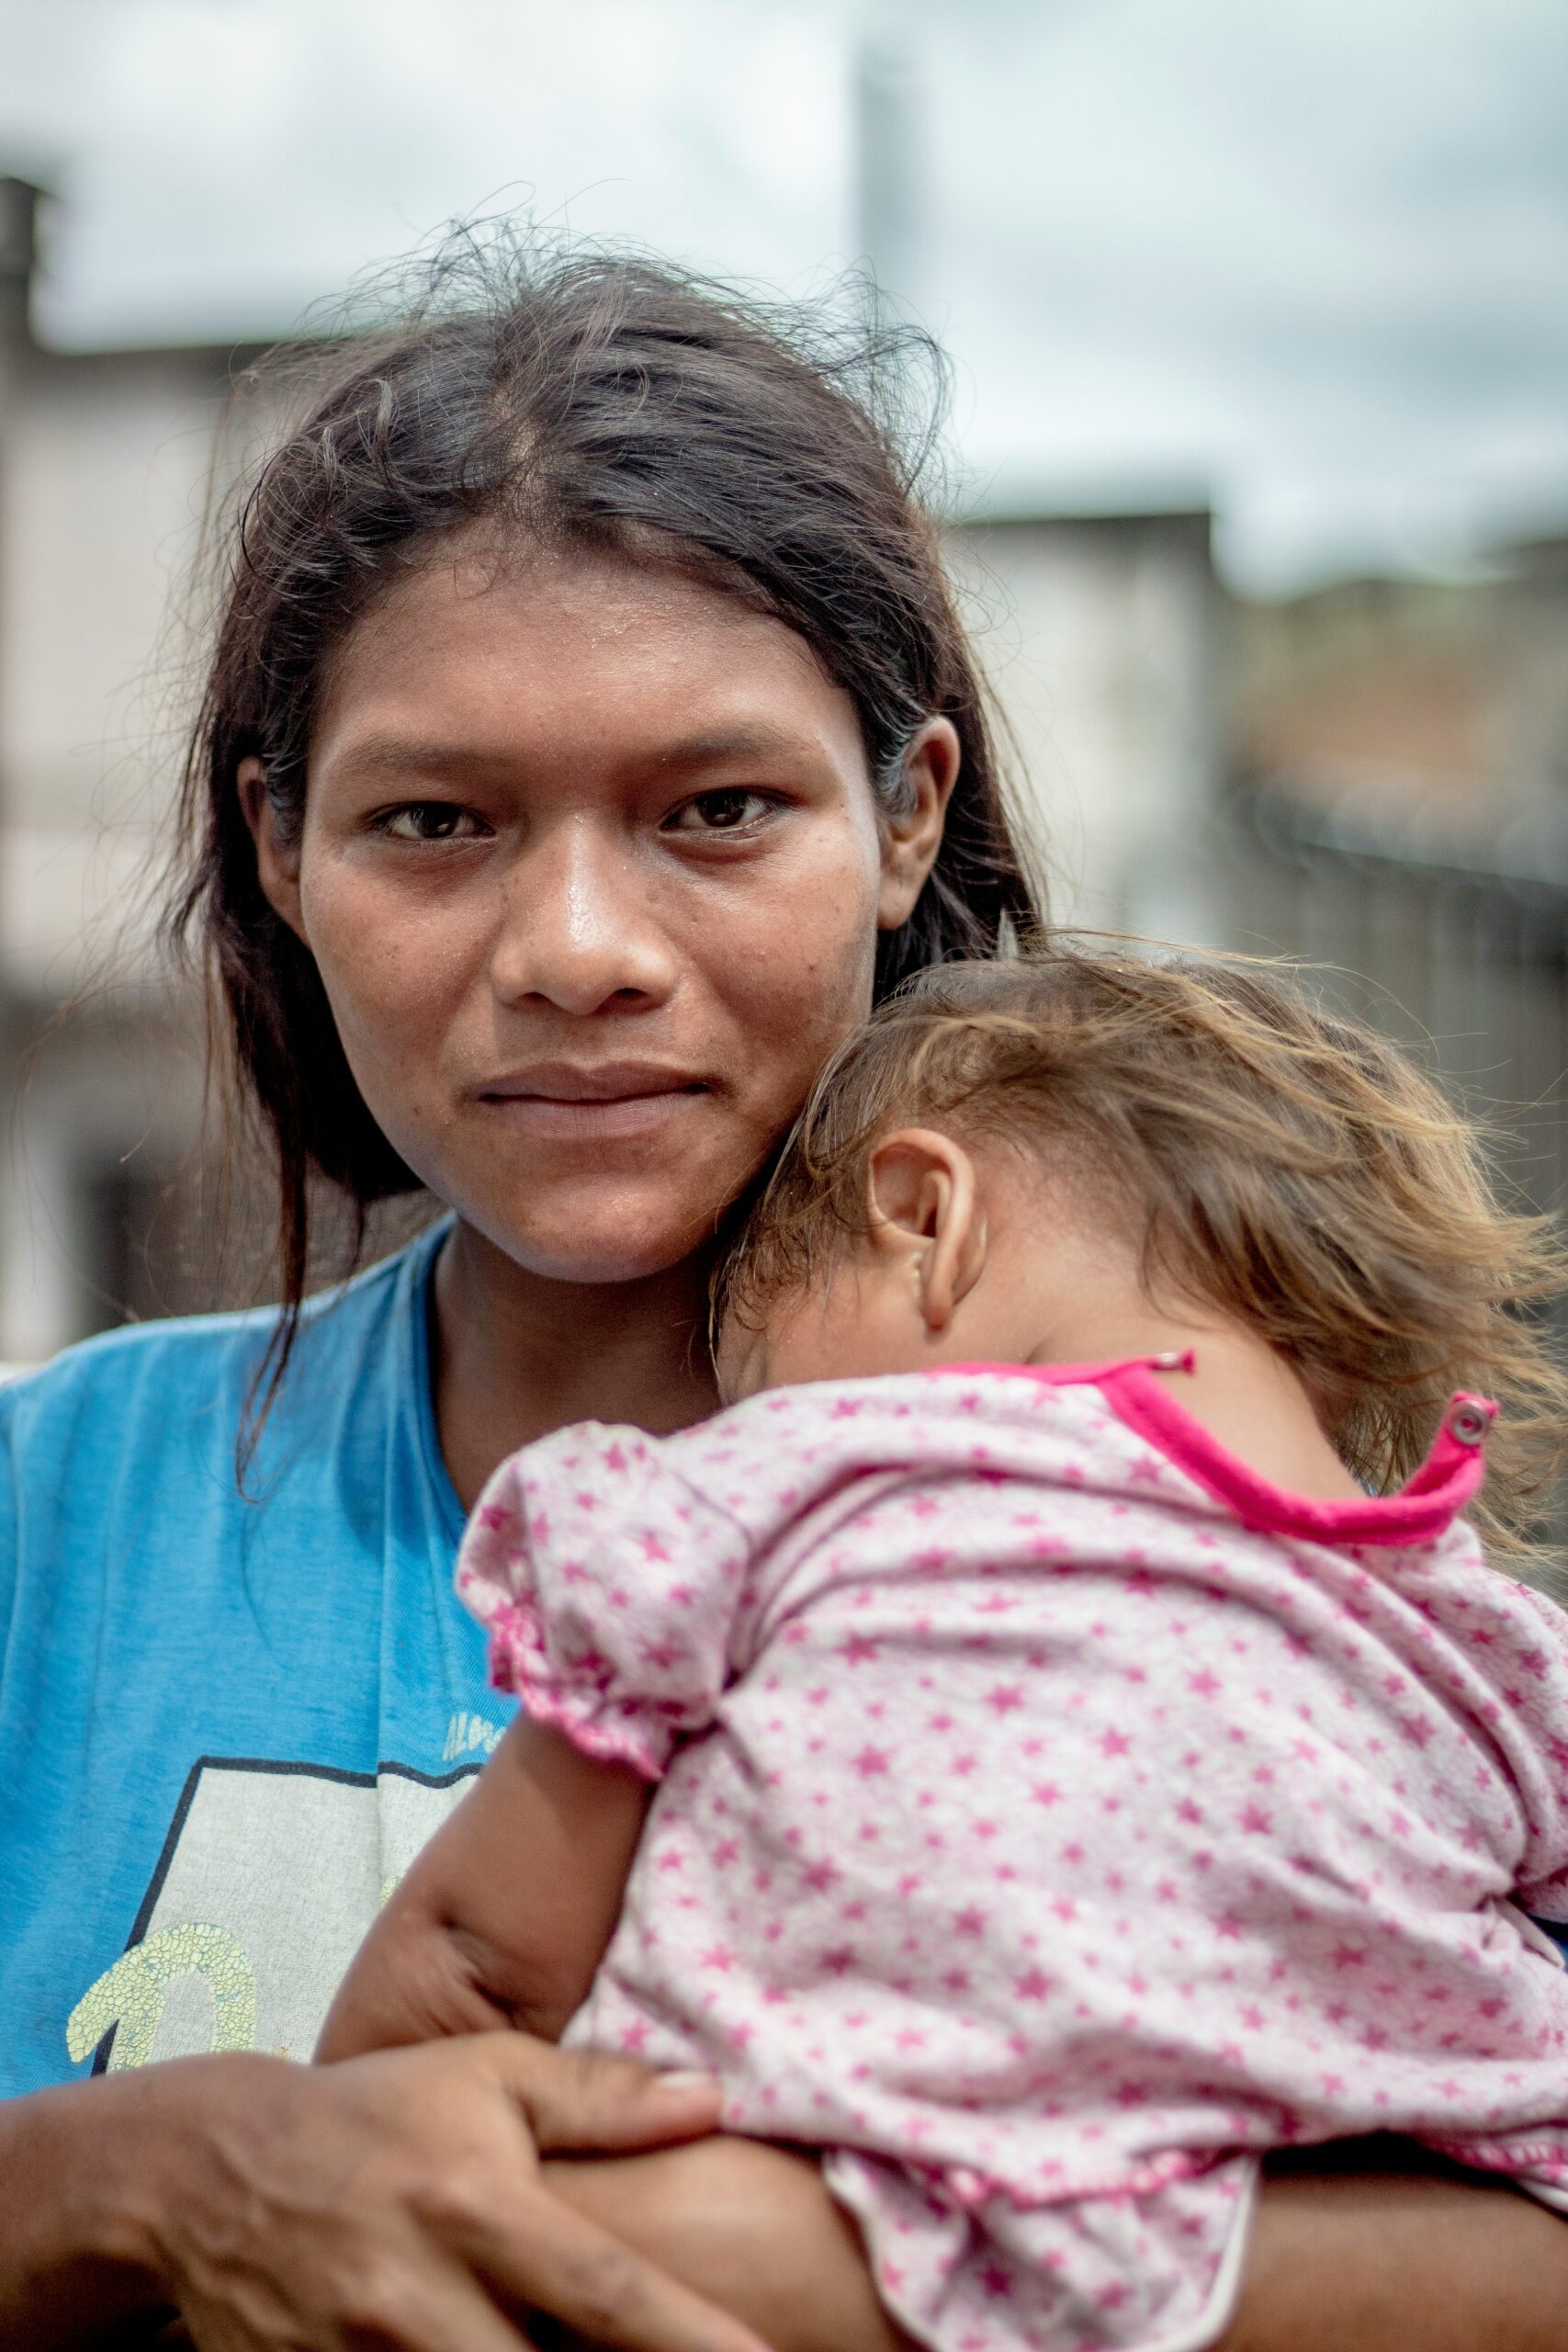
xmin=1219 ymin=542 xmax=1568 ymax=1227
xmin=1231 ymin=549 xmax=1568 ymax=819
xmin=0 ymin=173 xmax=1230 ymax=1362
xmin=946 ymin=509 xmax=1220 ymax=941
xmin=0 ymin=177 xmax=265 ymax=1361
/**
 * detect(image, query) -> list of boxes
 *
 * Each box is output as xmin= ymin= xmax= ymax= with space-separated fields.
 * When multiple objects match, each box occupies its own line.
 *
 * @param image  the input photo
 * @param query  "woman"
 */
xmin=3 ymin=243 xmax=1565 ymax=2351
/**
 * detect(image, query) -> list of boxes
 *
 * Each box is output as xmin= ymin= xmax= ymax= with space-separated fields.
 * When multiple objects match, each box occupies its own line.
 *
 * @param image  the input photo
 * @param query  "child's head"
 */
xmin=716 ymin=948 xmax=1568 ymax=1555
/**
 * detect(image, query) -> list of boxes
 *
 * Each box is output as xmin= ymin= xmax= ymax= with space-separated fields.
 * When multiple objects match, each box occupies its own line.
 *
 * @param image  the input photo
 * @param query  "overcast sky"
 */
xmin=3 ymin=0 xmax=1565 ymax=589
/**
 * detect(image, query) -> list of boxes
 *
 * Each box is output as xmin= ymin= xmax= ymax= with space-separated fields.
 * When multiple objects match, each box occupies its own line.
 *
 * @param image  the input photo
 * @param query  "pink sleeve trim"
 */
xmin=473 ymin=1591 xmax=671 ymax=1782
xmin=499 ymin=1674 xmax=669 ymax=1783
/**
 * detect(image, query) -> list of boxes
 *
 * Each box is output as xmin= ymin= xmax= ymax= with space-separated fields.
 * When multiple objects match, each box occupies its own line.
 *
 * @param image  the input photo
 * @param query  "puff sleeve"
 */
xmin=455 ymin=1421 xmax=753 ymax=1780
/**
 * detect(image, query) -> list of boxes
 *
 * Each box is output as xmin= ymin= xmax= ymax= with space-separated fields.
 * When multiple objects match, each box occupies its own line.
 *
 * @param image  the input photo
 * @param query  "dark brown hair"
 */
xmin=167 ymin=232 xmax=1043 ymax=1413
xmin=721 ymin=948 xmax=1568 ymax=1561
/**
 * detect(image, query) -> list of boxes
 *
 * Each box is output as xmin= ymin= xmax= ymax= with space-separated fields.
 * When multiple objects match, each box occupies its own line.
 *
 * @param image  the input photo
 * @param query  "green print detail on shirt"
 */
xmin=63 ymin=1754 xmax=482 ymax=2071
xmin=67 ymin=1926 xmax=257 ymax=2069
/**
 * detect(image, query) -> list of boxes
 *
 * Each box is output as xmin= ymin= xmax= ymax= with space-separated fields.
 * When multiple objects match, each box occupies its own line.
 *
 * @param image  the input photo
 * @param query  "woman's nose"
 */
xmin=487 ymin=816 xmax=678 ymax=1015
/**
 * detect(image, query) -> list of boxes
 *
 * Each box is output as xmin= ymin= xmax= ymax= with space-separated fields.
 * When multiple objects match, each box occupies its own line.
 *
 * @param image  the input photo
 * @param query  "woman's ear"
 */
xmin=866 ymin=1125 xmax=987 ymax=1333
xmin=876 ymin=718 xmax=961 ymax=932
xmin=238 ymin=755 xmax=307 ymax=942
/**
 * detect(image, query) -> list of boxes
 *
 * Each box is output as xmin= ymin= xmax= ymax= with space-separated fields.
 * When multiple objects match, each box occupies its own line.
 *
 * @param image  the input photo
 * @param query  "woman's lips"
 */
xmin=474 ymin=1066 xmax=712 ymax=1142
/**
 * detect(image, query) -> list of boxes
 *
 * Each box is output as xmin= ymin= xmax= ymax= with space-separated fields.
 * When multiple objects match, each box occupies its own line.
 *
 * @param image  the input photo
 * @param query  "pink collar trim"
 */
xmin=937 ymin=1355 xmax=1494 ymax=1548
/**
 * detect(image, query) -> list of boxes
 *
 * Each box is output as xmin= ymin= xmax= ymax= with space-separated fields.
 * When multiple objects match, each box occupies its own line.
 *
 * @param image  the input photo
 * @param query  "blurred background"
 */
xmin=2 ymin=0 xmax=1566 ymax=1360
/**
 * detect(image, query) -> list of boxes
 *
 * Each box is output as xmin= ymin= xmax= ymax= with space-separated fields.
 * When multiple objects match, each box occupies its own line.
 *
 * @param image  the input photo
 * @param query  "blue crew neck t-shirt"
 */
xmin=0 ymin=1221 xmax=513 ymax=2098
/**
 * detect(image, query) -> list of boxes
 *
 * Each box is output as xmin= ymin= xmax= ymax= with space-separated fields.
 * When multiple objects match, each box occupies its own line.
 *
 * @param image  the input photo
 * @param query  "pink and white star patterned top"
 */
xmin=457 ymin=1359 xmax=1568 ymax=2352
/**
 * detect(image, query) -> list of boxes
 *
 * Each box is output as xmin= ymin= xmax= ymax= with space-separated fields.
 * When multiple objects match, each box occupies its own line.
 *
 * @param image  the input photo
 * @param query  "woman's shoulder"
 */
xmin=0 ymin=1222 xmax=446 ymax=1459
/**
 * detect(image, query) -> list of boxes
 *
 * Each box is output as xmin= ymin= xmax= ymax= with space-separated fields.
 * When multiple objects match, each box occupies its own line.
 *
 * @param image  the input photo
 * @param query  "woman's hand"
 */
xmin=0 ymin=2037 xmax=770 ymax=2352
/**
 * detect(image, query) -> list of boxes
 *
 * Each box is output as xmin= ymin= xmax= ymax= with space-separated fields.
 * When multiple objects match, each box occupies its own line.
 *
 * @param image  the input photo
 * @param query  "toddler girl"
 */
xmin=322 ymin=951 xmax=1568 ymax=2352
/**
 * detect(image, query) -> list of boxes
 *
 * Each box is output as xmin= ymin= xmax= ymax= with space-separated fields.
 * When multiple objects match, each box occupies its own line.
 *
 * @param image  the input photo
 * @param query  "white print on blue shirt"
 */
xmin=67 ymin=1752 xmax=485 ymax=2070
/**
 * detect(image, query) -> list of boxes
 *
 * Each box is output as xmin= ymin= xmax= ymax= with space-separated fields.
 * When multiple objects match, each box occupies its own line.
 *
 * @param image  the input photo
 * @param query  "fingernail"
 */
xmin=656 ymin=2070 xmax=720 ymax=2095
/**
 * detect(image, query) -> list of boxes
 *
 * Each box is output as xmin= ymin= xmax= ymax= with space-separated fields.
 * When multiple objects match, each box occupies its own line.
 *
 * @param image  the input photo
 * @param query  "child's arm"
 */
xmin=316 ymin=1714 xmax=651 ymax=2060
xmin=321 ymin=1414 xmax=749 ymax=2064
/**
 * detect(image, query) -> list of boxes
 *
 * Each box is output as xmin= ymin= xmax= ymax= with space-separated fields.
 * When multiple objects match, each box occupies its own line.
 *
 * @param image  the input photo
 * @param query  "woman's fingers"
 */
xmin=461 ymin=2183 xmax=772 ymax=2352
xmin=481 ymin=2035 xmax=724 ymax=2157
xmin=133 ymin=2040 xmax=747 ymax=2352
xmin=183 ymin=2257 xmax=535 ymax=2352
xmin=353 ymin=2264 xmax=545 ymax=2352
xmin=450 ymin=2039 xmax=771 ymax=2352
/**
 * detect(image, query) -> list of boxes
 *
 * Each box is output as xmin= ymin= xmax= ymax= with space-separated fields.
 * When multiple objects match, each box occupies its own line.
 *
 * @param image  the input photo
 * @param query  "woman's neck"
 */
xmin=432 ymin=1221 xmax=720 ymax=1509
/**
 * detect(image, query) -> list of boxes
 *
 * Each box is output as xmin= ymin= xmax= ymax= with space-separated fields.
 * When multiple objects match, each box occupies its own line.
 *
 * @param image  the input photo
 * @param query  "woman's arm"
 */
xmin=541 ymin=2139 xmax=1568 ymax=2352
xmin=17 ymin=2071 xmax=1562 ymax=2352
xmin=319 ymin=1716 xmax=649 ymax=2057
xmin=0 ymin=2038 xmax=767 ymax=2352
xmin=1223 ymin=2147 xmax=1568 ymax=2352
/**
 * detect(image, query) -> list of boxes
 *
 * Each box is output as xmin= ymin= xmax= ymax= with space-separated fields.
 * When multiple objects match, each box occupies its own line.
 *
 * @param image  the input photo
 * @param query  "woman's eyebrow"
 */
xmin=323 ymin=722 xmax=814 ymax=786
xmin=646 ymin=723 xmax=807 ymax=770
xmin=319 ymin=734 xmax=488 ymax=784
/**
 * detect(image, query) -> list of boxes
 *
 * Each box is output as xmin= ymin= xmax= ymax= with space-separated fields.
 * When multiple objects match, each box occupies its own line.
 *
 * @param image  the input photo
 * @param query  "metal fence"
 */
xmin=1216 ymin=782 xmax=1568 ymax=1224
xmin=1214 ymin=783 xmax=1568 ymax=1558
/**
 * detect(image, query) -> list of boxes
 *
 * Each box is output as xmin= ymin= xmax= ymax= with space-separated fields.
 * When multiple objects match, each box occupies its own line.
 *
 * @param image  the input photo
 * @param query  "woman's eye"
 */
xmin=376 ymin=802 xmax=487 ymax=842
xmin=665 ymin=789 xmax=774 ymax=835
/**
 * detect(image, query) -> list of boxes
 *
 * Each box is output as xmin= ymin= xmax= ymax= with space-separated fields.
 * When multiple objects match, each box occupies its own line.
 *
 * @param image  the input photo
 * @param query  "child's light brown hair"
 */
xmin=719 ymin=947 xmax=1568 ymax=1565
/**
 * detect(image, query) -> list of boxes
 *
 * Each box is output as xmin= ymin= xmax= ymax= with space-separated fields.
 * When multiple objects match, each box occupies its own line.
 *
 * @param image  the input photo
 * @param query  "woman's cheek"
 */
xmin=751 ymin=927 xmax=876 ymax=1086
xmin=730 ymin=839 xmax=880 ymax=1035
xmin=305 ymin=893 xmax=472 ymax=1143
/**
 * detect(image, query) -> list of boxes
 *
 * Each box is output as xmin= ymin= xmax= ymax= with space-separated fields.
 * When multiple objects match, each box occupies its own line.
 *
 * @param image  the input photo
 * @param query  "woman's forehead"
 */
xmin=310 ymin=541 xmax=861 ymax=780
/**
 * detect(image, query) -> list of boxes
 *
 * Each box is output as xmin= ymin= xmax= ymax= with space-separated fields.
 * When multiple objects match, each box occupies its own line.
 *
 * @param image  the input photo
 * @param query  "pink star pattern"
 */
xmin=457 ymin=1363 xmax=1568 ymax=2351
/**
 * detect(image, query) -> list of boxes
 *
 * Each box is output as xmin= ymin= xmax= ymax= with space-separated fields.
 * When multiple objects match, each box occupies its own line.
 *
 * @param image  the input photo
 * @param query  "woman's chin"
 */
xmin=457 ymin=1189 xmax=729 ymax=1291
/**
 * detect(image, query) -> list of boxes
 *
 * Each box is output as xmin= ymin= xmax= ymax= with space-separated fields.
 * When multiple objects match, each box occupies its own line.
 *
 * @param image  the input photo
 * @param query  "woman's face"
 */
xmin=248 ymin=544 xmax=956 ymax=1283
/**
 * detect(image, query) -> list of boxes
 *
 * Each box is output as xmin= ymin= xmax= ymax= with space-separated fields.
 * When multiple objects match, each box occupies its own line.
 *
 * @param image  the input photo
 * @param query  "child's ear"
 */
xmin=866 ymin=1127 xmax=987 ymax=1334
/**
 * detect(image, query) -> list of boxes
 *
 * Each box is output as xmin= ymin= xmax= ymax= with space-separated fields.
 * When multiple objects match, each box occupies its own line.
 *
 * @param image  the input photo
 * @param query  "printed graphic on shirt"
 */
xmin=66 ymin=1755 xmax=479 ymax=2072
xmin=442 ymin=1709 xmax=506 ymax=1764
